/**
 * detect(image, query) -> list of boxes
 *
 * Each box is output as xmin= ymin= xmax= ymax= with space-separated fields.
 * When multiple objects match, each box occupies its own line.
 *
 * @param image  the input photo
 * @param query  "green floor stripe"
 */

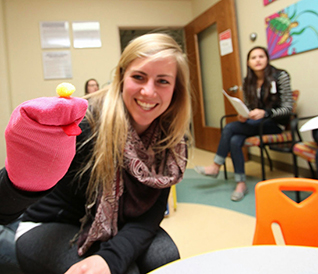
xmin=177 ymin=169 xmax=305 ymax=217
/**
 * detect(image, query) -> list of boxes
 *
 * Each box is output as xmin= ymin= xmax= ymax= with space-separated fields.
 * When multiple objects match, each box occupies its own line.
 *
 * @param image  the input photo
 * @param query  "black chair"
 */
xmin=221 ymin=89 xmax=300 ymax=181
xmin=291 ymin=115 xmax=318 ymax=179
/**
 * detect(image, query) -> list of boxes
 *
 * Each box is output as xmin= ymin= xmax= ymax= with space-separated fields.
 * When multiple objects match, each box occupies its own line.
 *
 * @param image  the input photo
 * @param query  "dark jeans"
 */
xmin=16 ymin=222 xmax=179 ymax=274
xmin=215 ymin=118 xmax=282 ymax=182
xmin=0 ymin=218 xmax=23 ymax=274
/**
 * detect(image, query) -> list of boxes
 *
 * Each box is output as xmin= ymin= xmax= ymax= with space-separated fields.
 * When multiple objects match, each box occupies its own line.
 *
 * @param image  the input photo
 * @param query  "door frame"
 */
xmin=184 ymin=0 xmax=243 ymax=152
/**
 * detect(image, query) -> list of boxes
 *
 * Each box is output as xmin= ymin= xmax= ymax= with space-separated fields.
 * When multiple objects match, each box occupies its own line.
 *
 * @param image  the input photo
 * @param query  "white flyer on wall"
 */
xmin=72 ymin=21 xmax=102 ymax=48
xmin=42 ymin=51 xmax=73 ymax=79
xmin=40 ymin=21 xmax=71 ymax=49
xmin=219 ymin=29 xmax=233 ymax=56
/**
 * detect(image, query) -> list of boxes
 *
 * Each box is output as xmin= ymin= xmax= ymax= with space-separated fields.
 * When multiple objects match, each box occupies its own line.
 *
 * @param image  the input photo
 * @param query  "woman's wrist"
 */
xmin=264 ymin=109 xmax=271 ymax=118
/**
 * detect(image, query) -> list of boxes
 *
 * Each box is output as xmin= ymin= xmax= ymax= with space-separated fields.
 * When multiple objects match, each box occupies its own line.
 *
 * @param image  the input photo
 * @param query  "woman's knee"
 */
xmin=222 ymin=121 xmax=245 ymax=139
xmin=230 ymin=135 xmax=246 ymax=149
xmin=137 ymin=228 xmax=179 ymax=274
xmin=223 ymin=122 xmax=235 ymax=135
xmin=16 ymin=223 xmax=80 ymax=274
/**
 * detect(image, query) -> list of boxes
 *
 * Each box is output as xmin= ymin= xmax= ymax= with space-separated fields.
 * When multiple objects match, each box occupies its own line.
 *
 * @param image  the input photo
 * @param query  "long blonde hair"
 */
xmin=82 ymin=33 xmax=192 ymax=204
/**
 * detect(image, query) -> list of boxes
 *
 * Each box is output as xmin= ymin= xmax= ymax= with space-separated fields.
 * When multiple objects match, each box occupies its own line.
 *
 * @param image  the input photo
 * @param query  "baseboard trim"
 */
xmin=249 ymin=154 xmax=315 ymax=178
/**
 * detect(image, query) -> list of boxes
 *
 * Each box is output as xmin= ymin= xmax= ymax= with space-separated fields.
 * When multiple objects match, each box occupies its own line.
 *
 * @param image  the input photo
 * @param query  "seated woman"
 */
xmin=85 ymin=78 xmax=100 ymax=94
xmin=1 ymin=33 xmax=192 ymax=274
xmin=195 ymin=46 xmax=293 ymax=202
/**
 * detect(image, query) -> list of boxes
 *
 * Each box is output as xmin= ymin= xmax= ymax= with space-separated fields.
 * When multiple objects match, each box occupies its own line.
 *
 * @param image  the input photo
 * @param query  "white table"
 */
xmin=149 ymin=245 xmax=318 ymax=273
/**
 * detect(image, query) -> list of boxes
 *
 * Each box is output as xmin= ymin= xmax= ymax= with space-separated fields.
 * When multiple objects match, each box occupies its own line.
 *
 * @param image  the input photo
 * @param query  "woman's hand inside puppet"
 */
xmin=5 ymin=83 xmax=88 ymax=191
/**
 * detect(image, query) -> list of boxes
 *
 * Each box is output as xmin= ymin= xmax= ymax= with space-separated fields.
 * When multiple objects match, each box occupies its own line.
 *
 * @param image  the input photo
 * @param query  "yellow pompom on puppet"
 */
xmin=55 ymin=82 xmax=85 ymax=136
xmin=56 ymin=82 xmax=76 ymax=98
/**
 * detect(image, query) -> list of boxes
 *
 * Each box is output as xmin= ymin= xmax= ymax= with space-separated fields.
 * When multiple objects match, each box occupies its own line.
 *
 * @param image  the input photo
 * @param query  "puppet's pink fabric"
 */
xmin=5 ymin=97 xmax=88 ymax=191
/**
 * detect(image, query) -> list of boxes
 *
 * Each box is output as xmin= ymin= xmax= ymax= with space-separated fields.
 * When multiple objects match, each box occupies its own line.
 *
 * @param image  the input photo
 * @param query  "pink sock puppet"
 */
xmin=5 ymin=95 xmax=88 ymax=191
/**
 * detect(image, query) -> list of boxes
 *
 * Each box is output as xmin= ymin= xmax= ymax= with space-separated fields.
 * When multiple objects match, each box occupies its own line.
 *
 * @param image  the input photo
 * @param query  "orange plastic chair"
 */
xmin=253 ymin=178 xmax=318 ymax=247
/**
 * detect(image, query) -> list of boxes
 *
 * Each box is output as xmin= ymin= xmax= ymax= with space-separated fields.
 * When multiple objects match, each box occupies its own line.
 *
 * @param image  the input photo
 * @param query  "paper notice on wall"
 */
xmin=72 ymin=21 xmax=102 ymax=48
xmin=219 ymin=29 xmax=233 ymax=56
xmin=42 ymin=51 xmax=73 ymax=80
xmin=40 ymin=21 xmax=71 ymax=49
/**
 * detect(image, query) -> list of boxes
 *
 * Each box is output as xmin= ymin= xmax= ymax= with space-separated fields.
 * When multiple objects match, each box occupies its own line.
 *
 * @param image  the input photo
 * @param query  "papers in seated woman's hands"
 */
xmin=299 ymin=116 xmax=318 ymax=132
xmin=222 ymin=90 xmax=250 ymax=118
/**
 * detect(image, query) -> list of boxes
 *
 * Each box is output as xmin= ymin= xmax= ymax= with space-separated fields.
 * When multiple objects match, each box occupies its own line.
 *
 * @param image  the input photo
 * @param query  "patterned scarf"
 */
xmin=77 ymin=121 xmax=187 ymax=256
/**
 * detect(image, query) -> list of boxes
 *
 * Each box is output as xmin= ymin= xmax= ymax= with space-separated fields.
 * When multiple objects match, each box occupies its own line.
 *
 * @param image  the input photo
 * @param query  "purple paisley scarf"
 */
xmin=77 ymin=121 xmax=187 ymax=256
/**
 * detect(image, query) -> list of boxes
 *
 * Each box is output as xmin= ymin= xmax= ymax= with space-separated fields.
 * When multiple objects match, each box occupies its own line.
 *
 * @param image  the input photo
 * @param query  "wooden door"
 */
xmin=185 ymin=0 xmax=243 ymax=152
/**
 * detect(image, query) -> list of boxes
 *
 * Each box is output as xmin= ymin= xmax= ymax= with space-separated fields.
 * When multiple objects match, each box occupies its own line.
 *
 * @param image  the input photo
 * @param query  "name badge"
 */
xmin=270 ymin=81 xmax=277 ymax=94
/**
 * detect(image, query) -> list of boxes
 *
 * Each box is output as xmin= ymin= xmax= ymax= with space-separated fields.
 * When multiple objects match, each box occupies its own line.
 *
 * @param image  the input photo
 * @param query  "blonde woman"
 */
xmin=1 ymin=33 xmax=192 ymax=274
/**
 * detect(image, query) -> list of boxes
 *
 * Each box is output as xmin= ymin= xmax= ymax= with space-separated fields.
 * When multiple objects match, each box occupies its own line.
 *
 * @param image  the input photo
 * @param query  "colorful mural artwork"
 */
xmin=266 ymin=0 xmax=318 ymax=60
xmin=264 ymin=0 xmax=276 ymax=6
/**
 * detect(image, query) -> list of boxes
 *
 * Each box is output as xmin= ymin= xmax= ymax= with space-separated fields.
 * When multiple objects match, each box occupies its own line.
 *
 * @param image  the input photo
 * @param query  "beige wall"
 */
xmin=236 ymin=0 xmax=318 ymax=117
xmin=235 ymin=0 xmax=318 ymax=168
xmin=191 ymin=0 xmax=219 ymax=17
xmin=191 ymin=0 xmax=318 ymax=168
xmin=1 ymin=0 xmax=317 ymax=169
xmin=0 ymin=0 xmax=193 ymax=165
xmin=0 ymin=0 xmax=11 ymax=165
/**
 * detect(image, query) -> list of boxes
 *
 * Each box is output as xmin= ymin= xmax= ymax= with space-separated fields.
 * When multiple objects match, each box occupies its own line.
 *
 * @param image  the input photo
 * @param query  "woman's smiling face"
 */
xmin=122 ymin=56 xmax=177 ymax=135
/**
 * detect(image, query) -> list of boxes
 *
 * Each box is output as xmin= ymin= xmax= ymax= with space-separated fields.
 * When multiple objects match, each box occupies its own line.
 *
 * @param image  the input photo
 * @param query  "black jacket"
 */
xmin=0 ymin=120 xmax=171 ymax=274
xmin=244 ymin=66 xmax=294 ymax=126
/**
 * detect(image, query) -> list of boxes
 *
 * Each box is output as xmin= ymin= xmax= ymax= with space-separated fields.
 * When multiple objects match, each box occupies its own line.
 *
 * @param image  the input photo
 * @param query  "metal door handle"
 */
xmin=228 ymin=85 xmax=239 ymax=93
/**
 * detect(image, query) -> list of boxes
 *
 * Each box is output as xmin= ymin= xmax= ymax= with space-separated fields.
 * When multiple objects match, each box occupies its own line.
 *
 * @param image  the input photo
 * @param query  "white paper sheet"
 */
xmin=40 ymin=21 xmax=70 ymax=49
xmin=300 ymin=116 xmax=318 ymax=132
xmin=222 ymin=90 xmax=250 ymax=118
xmin=219 ymin=29 xmax=233 ymax=56
xmin=72 ymin=21 xmax=102 ymax=48
xmin=42 ymin=51 xmax=73 ymax=80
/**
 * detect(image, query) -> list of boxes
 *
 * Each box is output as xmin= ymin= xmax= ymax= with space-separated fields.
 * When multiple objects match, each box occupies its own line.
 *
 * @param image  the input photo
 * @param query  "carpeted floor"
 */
xmin=160 ymin=148 xmax=309 ymax=259
xmin=161 ymin=203 xmax=256 ymax=259
xmin=175 ymin=169 xmax=309 ymax=217
xmin=161 ymin=166 xmax=310 ymax=258
xmin=176 ymin=169 xmax=259 ymax=217
xmin=161 ymin=169 xmax=259 ymax=258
